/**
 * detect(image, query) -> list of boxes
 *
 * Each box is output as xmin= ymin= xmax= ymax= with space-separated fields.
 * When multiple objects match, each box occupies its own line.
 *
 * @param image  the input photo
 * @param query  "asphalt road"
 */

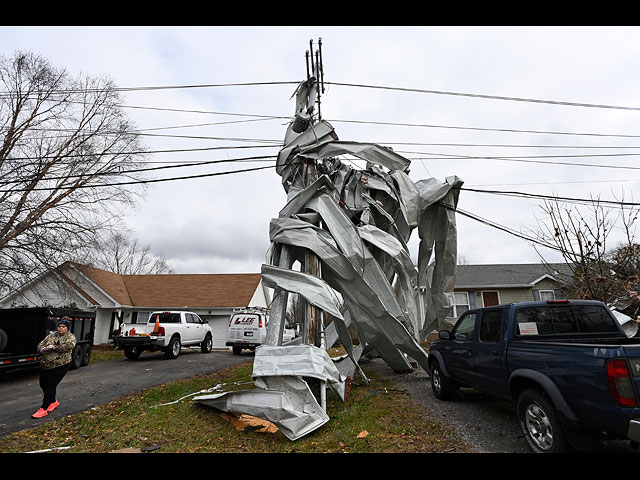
xmin=0 ymin=348 xmax=251 ymax=437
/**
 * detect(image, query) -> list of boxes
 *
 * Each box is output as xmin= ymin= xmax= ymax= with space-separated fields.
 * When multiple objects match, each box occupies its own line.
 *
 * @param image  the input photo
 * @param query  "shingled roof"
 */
xmin=65 ymin=262 xmax=263 ymax=308
xmin=454 ymin=263 xmax=573 ymax=289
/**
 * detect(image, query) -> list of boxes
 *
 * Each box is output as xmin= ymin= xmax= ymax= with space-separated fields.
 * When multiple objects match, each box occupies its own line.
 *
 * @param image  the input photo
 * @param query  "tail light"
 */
xmin=150 ymin=327 xmax=165 ymax=336
xmin=607 ymin=359 xmax=638 ymax=406
xmin=258 ymin=317 xmax=263 ymax=328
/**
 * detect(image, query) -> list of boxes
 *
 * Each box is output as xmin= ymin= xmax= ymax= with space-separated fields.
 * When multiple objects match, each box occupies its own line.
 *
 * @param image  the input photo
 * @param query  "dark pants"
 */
xmin=39 ymin=363 xmax=70 ymax=409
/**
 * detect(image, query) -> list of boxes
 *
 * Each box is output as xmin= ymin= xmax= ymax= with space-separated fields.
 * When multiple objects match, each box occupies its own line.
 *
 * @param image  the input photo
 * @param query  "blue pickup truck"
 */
xmin=428 ymin=299 xmax=640 ymax=452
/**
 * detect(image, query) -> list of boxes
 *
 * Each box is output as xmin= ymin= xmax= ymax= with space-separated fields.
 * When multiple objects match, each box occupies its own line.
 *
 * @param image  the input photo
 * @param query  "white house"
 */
xmin=0 ymin=261 xmax=270 ymax=347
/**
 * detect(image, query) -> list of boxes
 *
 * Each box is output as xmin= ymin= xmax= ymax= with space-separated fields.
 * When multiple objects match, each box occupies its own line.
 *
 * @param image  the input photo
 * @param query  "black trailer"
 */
xmin=0 ymin=308 xmax=96 ymax=371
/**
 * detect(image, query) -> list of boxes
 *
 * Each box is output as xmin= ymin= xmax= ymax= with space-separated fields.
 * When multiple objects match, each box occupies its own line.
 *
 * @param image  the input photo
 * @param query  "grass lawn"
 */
xmin=0 ymin=347 xmax=475 ymax=453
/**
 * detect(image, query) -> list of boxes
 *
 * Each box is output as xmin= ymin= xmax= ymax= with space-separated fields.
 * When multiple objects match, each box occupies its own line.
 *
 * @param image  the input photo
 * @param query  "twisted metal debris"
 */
xmin=195 ymin=76 xmax=463 ymax=440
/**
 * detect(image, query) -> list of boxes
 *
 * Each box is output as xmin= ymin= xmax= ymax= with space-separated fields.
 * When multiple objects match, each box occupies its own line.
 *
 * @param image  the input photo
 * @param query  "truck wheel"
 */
xmin=517 ymin=389 xmax=567 ymax=453
xmin=81 ymin=344 xmax=92 ymax=366
xmin=70 ymin=344 xmax=83 ymax=370
xmin=200 ymin=334 xmax=213 ymax=353
xmin=430 ymin=360 xmax=456 ymax=400
xmin=165 ymin=336 xmax=181 ymax=359
xmin=232 ymin=346 xmax=242 ymax=355
xmin=124 ymin=346 xmax=142 ymax=360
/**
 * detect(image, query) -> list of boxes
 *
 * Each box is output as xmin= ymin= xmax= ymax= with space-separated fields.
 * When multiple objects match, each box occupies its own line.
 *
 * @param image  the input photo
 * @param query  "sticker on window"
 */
xmin=518 ymin=322 xmax=539 ymax=335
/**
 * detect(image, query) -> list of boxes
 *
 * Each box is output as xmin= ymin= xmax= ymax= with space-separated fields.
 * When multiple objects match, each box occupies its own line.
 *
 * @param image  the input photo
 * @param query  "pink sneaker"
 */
xmin=46 ymin=400 xmax=59 ymax=412
xmin=32 ymin=408 xmax=48 ymax=418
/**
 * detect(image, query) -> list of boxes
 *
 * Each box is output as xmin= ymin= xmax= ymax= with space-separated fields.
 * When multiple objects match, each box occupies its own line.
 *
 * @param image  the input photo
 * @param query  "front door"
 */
xmin=482 ymin=291 xmax=499 ymax=307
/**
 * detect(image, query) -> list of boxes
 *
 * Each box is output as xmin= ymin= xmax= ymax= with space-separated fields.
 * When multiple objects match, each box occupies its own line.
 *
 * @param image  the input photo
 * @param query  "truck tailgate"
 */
xmin=623 ymin=345 xmax=640 ymax=394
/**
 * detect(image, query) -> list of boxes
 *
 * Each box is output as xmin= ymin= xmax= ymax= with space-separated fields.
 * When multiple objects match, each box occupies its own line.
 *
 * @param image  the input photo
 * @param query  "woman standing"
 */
xmin=32 ymin=317 xmax=77 ymax=419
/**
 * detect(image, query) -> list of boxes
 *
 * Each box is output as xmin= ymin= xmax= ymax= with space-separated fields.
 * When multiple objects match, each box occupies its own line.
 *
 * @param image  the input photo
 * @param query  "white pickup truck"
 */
xmin=114 ymin=311 xmax=213 ymax=360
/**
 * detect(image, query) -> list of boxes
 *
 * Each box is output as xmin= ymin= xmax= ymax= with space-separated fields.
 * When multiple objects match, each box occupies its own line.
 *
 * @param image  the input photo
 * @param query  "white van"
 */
xmin=226 ymin=309 xmax=296 ymax=354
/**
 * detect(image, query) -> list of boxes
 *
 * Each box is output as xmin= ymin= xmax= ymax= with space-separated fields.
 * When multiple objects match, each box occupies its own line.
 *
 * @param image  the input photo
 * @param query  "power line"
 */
xmin=404 ymin=151 xmax=640 ymax=171
xmin=0 ymin=81 xmax=300 ymax=98
xmin=0 ymin=155 xmax=277 ymax=186
xmin=458 ymin=187 xmax=640 ymax=207
xmin=3 ymin=144 xmax=279 ymax=162
xmin=119 ymin=102 xmax=640 ymax=139
xmin=438 ymin=202 xmax=564 ymax=253
xmin=11 ymin=99 xmax=640 ymax=140
xmin=330 ymin=117 xmax=640 ymax=139
xmin=467 ymin=178 xmax=640 ymax=187
xmin=0 ymin=164 xmax=278 ymax=193
xmin=5 ymin=78 xmax=640 ymax=112
xmin=326 ymin=81 xmax=640 ymax=112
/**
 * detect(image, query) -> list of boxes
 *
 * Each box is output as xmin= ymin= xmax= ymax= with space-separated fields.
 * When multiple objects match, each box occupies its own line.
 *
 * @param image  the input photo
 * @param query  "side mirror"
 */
xmin=438 ymin=330 xmax=450 ymax=340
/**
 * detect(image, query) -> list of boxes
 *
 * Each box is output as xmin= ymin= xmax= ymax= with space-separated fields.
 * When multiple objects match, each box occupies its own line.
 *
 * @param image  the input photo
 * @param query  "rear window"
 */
xmin=148 ymin=313 xmax=181 ymax=324
xmin=515 ymin=304 xmax=619 ymax=336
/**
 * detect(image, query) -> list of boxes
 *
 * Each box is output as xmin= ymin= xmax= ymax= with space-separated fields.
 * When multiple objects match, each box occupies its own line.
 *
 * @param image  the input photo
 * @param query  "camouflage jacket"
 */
xmin=37 ymin=331 xmax=77 ymax=369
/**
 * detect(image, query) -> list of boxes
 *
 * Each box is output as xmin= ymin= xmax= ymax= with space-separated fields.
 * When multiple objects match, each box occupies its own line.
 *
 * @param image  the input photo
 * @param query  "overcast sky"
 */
xmin=2 ymin=26 xmax=640 ymax=274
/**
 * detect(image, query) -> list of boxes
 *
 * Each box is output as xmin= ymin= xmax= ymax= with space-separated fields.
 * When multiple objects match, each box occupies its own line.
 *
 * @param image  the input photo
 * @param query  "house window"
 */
xmin=453 ymin=292 xmax=470 ymax=318
xmin=539 ymin=290 xmax=555 ymax=301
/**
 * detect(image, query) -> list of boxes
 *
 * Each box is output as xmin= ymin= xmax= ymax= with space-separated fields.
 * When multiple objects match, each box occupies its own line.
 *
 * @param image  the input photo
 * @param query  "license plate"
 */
xmin=244 ymin=332 xmax=253 ymax=337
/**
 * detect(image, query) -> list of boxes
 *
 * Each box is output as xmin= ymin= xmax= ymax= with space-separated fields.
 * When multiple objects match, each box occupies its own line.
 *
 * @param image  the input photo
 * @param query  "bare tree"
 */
xmin=87 ymin=230 xmax=174 ymax=275
xmin=529 ymin=191 xmax=639 ymax=304
xmin=0 ymin=51 xmax=147 ymax=295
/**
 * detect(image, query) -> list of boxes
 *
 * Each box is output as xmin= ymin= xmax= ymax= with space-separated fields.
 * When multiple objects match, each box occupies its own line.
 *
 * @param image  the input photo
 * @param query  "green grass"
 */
xmin=0 ymin=355 xmax=475 ymax=453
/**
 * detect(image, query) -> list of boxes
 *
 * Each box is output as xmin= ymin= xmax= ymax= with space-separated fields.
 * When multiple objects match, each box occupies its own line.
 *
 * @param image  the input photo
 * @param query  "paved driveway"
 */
xmin=0 ymin=349 xmax=251 ymax=437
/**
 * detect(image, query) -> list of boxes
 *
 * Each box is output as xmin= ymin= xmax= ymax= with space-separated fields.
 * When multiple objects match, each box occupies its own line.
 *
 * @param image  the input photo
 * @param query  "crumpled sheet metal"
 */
xmin=197 ymin=80 xmax=462 ymax=441
xmin=194 ymin=344 xmax=343 ymax=441
xmin=269 ymin=179 xmax=432 ymax=373
xmin=251 ymin=345 xmax=343 ymax=388
xmin=193 ymin=380 xmax=329 ymax=441
xmin=261 ymin=264 xmax=343 ymax=320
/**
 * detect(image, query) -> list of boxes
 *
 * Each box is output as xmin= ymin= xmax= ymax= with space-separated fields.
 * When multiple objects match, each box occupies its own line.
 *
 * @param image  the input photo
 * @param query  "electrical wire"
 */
xmin=325 ymin=81 xmax=640 ymax=112
xmin=4 ymin=78 xmax=640 ymax=112
xmin=0 ymin=164 xmax=278 ymax=193
xmin=438 ymin=202 xmax=564 ymax=253
xmin=457 ymin=187 xmax=640 ymax=207
xmin=0 ymin=155 xmax=277 ymax=185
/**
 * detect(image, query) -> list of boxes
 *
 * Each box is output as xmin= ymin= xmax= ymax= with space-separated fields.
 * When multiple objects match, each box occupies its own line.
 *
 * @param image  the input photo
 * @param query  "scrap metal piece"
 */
xmin=261 ymin=264 xmax=343 ymax=320
xmin=195 ymin=344 xmax=343 ymax=441
xmin=194 ymin=381 xmax=328 ymax=441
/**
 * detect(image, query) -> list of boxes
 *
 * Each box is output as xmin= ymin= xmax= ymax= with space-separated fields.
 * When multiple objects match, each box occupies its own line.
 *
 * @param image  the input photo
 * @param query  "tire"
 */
xmin=200 ymin=334 xmax=213 ymax=353
xmin=517 ymin=389 xmax=567 ymax=453
xmin=165 ymin=336 xmax=181 ymax=359
xmin=124 ymin=345 xmax=142 ymax=360
xmin=430 ymin=360 xmax=456 ymax=400
xmin=70 ymin=344 xmax=83 ymax=370
xmin=81 ymin=344 xmax=92 ymax=366
xmin=232 ymin=346 xmax=242 ymax=355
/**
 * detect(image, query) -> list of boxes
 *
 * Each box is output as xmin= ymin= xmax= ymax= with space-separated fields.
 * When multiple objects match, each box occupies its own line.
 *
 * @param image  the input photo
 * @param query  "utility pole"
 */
xmin=265 ymin=38 xmax=327 ymax=407
xmin=302 ymin=38 xmax=325 ymax=407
